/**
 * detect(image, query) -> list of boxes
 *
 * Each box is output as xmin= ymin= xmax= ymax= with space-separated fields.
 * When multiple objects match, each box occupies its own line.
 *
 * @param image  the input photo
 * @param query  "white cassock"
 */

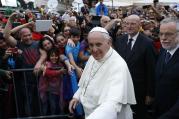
xmin=73 ymin=47 xmax=136 ymax=119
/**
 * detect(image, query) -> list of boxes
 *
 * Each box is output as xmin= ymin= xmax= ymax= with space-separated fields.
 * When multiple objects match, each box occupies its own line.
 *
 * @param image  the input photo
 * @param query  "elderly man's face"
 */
xmin=20 ymin=28 xmax=32 ymax=45
xmin=88 ymin=32 xmax=110 ymax=60
xmin=159 ymin=22 xmax=179 ymax=50
xmin=100 ymin=17 xmax=110 ymax=28
xmin=126 ymin=17 xmax=140 ymax=36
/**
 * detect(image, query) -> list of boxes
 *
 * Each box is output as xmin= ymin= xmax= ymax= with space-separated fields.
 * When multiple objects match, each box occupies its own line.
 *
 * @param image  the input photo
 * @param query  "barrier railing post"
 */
xmin=35 ymin=73 xmax=42 ymax=116
xmin=11 ymin=73 xmax=19 ymax=118
xmin=23 ymin=71 xmax=31 ymax=116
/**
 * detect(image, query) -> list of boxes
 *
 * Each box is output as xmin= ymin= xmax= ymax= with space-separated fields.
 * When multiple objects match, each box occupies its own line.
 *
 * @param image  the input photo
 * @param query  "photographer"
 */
xmin=1 ymin=47 xmax=22 ymax=69
xmin=0 ymin=29 xmax=23 ymax=118
xmin=3 ymin=12 xmax=41 ymax=116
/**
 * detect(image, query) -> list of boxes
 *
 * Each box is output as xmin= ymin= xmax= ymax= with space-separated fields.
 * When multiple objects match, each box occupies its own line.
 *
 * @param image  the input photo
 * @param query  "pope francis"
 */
xmin=69 ymin=27 xmax=136 ymax=119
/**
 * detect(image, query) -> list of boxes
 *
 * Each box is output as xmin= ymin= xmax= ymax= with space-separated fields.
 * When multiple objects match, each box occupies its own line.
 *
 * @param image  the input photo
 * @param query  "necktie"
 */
xmin=165 ymin=52 xmax=171 ymax=64
xmin=127 ymin=38 xmax=133 ymax=50
xmin=126 ymin=38 xmax=133 ymax=59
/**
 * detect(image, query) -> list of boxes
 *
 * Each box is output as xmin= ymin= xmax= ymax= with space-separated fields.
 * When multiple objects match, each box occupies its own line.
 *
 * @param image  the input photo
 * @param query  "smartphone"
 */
xmin=9 ymin=48 xmax=18 ymax=54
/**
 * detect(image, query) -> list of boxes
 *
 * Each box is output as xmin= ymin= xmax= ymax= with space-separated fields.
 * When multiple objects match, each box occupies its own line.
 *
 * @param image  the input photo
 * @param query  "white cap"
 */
xmin=89 ymin=27 xmax=109 ymax=34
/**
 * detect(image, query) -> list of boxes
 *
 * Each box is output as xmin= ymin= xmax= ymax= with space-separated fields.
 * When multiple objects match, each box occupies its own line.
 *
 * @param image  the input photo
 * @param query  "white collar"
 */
xmin=167 ymin=44 xmax=179 ymax=56
xmin=128 ymin=32 xmax=139 ymax=42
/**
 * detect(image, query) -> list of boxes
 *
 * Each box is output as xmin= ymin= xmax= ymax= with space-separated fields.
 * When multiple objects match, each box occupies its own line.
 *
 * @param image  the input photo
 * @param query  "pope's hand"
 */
xmin=69 ymin=98 xmax=79 ymax=114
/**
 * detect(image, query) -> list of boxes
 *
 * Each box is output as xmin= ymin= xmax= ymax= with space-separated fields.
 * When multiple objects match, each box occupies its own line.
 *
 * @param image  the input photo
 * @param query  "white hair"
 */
xmin=160 ymin=17 xmax=179 ymax=32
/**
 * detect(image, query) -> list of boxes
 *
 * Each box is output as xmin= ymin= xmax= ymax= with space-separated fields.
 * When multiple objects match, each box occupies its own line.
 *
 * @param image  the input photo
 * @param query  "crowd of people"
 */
xmin=0 ymin=0 xmax=179 ymax=119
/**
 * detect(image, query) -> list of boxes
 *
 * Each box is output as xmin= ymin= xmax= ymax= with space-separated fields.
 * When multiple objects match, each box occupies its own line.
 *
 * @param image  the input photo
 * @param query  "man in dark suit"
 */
xmin=114 ymin=15 xmax=157 ymax=119
xmin=155 ymin=18 xmax=179 ymax=119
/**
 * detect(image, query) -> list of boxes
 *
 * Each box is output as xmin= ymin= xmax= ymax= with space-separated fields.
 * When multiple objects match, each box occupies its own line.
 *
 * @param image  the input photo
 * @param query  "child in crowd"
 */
xmin=39 ymin=48 xmax=66 ymax=115
xmin=65 ymin=28 xmax=83 ymax=79
xmin=65 ymin=27 xmax=83 ymax=115
xmin=78 ymin=34 xmax=90 ymax=69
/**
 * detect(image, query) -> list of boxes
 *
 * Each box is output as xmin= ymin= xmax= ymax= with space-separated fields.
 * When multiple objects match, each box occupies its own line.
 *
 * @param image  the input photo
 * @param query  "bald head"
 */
xmin=20 ymin=27 xmax=32 ymax=45
xmin=126 ymin=15 xmax=141 ymax=37
xmin=20 ymin=28 xmax=31 ymax=35
xmin=100 ymin=16 xmax=111 ymax=28
xmin=127 ymin=15 xmax=140 ymax=22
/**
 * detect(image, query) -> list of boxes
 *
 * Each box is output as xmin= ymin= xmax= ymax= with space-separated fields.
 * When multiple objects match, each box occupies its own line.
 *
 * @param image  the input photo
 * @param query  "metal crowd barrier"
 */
xmin=10 ymin=114 xmax=73 ymax=119
xmin=7 ymin=68 xmax=73 ymax=119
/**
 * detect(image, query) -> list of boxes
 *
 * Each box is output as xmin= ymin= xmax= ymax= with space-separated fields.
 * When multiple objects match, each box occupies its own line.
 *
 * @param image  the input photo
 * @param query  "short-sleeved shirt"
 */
xmin=17 ymin=41 xmax=40 ymax=68
xmin=65 ymin=42 xmax=80 ymax=62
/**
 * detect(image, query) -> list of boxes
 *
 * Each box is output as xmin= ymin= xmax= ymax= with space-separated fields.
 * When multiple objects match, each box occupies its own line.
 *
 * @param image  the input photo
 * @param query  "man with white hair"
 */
xmin=155 ymin=17 xmax=179 ymax=119
xmin=69 ymin=27 xmax=136 ymax=119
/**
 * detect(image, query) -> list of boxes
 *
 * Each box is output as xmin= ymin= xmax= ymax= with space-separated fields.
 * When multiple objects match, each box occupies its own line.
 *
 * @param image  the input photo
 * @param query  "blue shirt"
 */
xmin=65 ymin=42 xmax=80 ymax=62
xmin=96 ymin=3 xmax=108 ymax=16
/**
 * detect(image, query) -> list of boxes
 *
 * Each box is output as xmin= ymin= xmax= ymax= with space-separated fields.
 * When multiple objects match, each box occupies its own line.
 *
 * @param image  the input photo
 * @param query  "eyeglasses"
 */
xmin=159 ymin=32 xmax=177 ymax=38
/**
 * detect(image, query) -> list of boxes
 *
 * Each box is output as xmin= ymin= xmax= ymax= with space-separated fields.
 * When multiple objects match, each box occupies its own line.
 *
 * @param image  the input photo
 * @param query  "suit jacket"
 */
xmin=114 ymin=33 xmax=157 ymax=100
xmin=155 ymin=48 xmax=179 ymax=119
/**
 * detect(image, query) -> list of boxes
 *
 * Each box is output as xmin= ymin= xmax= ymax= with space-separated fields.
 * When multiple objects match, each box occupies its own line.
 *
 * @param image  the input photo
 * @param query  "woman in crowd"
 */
xmin=63 ymin=25 xmax=71 ymax=40
xmin=55 ymin=33 xmax=74 ymax=114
